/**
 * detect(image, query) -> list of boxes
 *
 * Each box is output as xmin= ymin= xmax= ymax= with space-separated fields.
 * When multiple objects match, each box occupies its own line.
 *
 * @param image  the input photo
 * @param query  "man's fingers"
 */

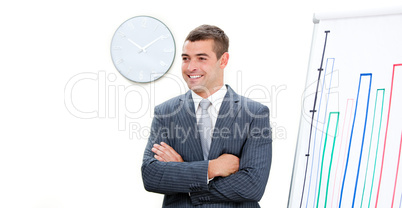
xmin=160 ymin=142 xmax=179 ymax=156
xmin=212 ymin=153 xmax=240 ymax=177
xmin=153 ymin=143 xmax=173 ymax=158
xmin=161 ymin=142 xmax=184 ymax=162
xmin=160 ymin=142 xmax=177 ymax=156
xmin=154 ymin=154 xmax=166 ymax=162
xmin=152 ymin=142 xmax=183 ymax=162
xmin=152 ymin=144 xmax=171 ymax=159
xmin=152 ymin=146 xmax=164 ymax=159
xmin=160 ymin=142 xmax=173 ymax=150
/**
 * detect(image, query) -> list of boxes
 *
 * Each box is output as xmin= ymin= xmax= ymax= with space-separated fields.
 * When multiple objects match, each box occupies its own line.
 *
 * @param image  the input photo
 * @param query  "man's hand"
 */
xmin=208 ymin=154 xmax=239 ymax=179
xmin=152 ymin=142 xmax=184 ymax=162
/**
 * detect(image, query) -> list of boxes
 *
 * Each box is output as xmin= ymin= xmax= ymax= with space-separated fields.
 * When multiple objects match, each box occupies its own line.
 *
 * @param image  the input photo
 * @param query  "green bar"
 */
xmin=316 ymin=112 xmax=340 ymax=208
xmin=366 ymin=89 xmax=386 ymax=208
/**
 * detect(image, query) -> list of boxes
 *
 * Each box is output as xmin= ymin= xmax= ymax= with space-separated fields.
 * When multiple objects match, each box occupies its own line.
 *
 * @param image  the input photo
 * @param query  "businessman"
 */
xmin=141 ymin=25 xmax=272 ymax=207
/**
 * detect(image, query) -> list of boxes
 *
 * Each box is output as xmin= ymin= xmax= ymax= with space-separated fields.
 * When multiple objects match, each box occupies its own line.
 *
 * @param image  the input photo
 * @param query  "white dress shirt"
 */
xmin=191 ymin=85 xmax=228 ymax=131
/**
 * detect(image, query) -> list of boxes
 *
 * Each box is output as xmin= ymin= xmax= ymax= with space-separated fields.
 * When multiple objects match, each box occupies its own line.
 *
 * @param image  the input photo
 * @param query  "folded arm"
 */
xmin=189 ymin=105 xmax=272 ymax=205
xmin=152 ymin=142 xmax=239 ymax=179
xmin=141 ymin=107 xmax=210 ymax=194
xmin=149 ymin=105 xmax=272 ymax=205
xmin=142 ymin=105 xmax=241 ymax=196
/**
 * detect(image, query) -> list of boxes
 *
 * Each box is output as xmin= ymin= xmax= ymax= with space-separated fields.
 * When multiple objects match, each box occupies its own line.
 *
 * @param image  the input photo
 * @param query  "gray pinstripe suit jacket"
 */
xmin=142 ymin=85 xmax=272 ymax=207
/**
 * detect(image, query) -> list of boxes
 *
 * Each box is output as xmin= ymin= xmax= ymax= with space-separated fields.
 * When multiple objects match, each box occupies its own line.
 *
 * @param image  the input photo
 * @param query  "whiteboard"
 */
xmin=289 ymin=7 xmax=402 ymax=208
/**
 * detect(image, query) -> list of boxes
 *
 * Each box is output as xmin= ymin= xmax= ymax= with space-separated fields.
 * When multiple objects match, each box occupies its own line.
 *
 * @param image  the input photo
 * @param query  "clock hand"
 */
xmin=127 ymin=38 xmax=144 ymax=52
xmin=141 ymin=35 xmax=167 ymax=52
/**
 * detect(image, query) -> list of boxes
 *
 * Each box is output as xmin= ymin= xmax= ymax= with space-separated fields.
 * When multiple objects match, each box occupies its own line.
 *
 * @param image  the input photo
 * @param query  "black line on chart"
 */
xmin=299 ymin=30 xmax=330 ymax=208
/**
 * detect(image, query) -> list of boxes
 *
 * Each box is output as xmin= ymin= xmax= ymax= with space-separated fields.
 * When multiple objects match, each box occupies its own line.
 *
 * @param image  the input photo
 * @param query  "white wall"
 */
xmin=0 ymin=0 xmax=400 ymax=207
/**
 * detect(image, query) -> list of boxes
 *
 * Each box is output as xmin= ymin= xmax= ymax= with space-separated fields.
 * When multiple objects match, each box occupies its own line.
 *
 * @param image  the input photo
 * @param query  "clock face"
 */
xmin=110 ymin=16 xmax=176 ymax=83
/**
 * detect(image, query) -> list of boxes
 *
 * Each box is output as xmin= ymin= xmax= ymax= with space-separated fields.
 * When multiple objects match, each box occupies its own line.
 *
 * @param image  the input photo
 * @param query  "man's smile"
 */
xmin=188 ymin=75 xmax=204 ymax=79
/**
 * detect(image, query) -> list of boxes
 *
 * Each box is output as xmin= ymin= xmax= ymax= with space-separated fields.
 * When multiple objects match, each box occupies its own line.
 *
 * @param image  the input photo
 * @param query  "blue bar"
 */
xmin=339 ymin=73 xmax=372 ymax=208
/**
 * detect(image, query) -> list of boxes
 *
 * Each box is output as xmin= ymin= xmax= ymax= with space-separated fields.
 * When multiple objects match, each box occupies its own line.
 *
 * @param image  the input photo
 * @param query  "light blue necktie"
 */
xmin=198 ymin=99 xmax=212 ymax=160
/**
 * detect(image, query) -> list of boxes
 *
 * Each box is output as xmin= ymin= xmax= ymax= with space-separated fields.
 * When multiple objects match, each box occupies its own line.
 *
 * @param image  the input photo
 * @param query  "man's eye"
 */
xmin=182 ymin=57 xmax=189 ymax=61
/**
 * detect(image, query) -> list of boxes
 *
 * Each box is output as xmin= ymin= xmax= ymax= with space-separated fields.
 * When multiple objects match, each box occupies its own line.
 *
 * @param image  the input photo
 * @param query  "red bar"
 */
xmin=391 ymin=132 xmax=402 ymax=208
xmin=375 ymin=64 xmax=402 ymax=208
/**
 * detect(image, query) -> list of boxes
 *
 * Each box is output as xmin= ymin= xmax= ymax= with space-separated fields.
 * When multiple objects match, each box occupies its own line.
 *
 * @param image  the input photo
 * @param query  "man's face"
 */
xmin=181 ymin=39 xmax=228 ymax=98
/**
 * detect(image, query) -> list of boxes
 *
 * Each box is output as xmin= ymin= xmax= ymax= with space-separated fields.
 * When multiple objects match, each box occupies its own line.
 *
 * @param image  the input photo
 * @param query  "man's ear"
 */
xmin=219 ymin=52 xmax=229 ymax=69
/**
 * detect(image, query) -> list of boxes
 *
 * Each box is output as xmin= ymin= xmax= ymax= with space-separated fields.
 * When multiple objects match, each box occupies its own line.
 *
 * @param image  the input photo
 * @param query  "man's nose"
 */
xmin=187 ymin=60 xmax=198 ymax=71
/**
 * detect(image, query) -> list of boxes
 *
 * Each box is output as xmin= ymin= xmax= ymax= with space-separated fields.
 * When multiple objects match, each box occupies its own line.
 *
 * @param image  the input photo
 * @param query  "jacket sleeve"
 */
xmin=141 ymin=106 xmax=210 ymax=194
xmin=189 ymin=105 xmax=272 ymax=205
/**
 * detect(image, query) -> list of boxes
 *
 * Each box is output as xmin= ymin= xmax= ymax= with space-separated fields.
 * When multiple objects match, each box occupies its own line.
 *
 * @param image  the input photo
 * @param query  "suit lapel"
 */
xmin=208 ymin=86 xmax=241 ymax=160
xmin=176 ymin=91 xmax=204 ymax=161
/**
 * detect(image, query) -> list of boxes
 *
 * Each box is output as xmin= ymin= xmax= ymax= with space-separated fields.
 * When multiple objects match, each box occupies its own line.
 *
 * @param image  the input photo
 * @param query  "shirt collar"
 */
xmin=191 ymin=85 xmax=228 ymax=112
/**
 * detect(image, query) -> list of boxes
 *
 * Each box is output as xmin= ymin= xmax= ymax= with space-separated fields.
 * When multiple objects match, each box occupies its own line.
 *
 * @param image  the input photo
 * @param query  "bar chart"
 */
xmin=289 ymin=9 xmax=402 ymax=208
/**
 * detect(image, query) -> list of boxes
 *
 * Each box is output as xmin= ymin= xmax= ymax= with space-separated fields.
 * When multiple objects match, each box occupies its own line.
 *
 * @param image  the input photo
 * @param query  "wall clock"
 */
xmin=110 ymin=16 xmax=176 ymax=83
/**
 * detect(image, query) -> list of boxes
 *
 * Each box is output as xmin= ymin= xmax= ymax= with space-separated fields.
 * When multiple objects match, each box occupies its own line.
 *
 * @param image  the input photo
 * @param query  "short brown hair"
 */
xmin=185 ymin=25 xmax=229 ymax=59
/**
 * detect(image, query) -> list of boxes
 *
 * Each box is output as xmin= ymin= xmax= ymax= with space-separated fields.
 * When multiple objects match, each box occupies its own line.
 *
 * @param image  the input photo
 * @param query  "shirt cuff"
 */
xmin=207 ymin=160 xmax=214 ymax=184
